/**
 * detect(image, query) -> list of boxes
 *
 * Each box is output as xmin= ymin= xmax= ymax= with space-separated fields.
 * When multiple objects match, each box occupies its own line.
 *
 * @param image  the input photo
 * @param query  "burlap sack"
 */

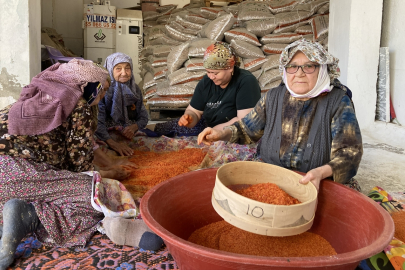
xmin=244 ymin=19 xmax=278 ymax=37
xmin=295 ymin=25 xmax=313 ymax=35
xmin=167 ymin=42 xmax=190 ymax=74
xmin=200 ymin=7 xmax=223 ymax=20
xmin=243 ymin=57 xmax=267 ymax=72
xmin=268 ymin=0 xmax=299 ymax=14
xmin=259 ymin=69 xmax=281 ymax=88
xmin=261 ymin=33 xmax=303 ymax=44
xmin=184 ymin=58 xmax=205 ymax=72
xmin=262 ymin=43 xmax=289 ymax=55
xmin=165 ymin=25 xmax=198 ymax=42
xmin=230 ymin=39 xmax=264 ymax=58
xmin=146 ymin=96 xmax=191 ymax=108
xmin=168 ymin=67 xmax=206 ymax=85
xmin=201 ymin=13 xmax=235 ymax=41
xmin=224 ymin=27 xmax=261 ymax=47
xmin=238 ymin=1 xmax=274 ymax=21
xmin=176 ymin=15 xmax=204 ymax=30
xmin=188 ymin=38 xmax=216 ymax=57
xmin=262 ymin=54 xmax=281 ymax=72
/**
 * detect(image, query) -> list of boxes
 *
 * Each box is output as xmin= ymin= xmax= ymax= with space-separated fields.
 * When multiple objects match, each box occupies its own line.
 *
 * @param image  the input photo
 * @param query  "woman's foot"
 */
xmin=0 ymin=199 xmax=39 ymax=270
xmin=103 ymin=217 xmax=164 ymax=251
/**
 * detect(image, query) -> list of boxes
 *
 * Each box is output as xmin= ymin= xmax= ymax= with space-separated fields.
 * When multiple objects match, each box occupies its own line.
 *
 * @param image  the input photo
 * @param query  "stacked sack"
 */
xmin=140 ymin=0 xmax=330 ymax=107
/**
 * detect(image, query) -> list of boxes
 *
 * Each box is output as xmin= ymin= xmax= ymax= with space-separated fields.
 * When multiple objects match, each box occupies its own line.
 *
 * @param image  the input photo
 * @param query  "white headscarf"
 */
xmin=283 ymin=64 xmax=334 ymax=98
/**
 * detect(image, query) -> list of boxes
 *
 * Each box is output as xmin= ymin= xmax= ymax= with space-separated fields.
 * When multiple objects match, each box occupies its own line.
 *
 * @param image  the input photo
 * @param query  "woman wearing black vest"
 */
xmin=197 ymin=39 xmax=363 ymax=192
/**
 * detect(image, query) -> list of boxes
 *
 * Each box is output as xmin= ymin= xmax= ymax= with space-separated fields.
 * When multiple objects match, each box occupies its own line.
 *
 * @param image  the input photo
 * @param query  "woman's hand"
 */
xmin=99 ymin=166 xmax=131 ymax=180
xmin=106 ymin=139 xmax=134 ymax=156
xmin=197 ymin=127 xmax=227 ymax=145
xmin=178 ymin=113 xmax=194 ymax=127
xmin=299 ymin=165 xmax=333 ymax=191
xmin=122 ymin=124 xmax=138 ymax=139
xmin=113 ymin=158 xmax=138 ymax=169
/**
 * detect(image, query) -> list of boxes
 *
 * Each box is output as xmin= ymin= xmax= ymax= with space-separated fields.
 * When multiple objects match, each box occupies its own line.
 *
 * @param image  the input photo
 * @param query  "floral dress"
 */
xmin=0 ymin=98 xmax=95 ymax=172
xmin=0 ymin=98 xmax=103 ymax=247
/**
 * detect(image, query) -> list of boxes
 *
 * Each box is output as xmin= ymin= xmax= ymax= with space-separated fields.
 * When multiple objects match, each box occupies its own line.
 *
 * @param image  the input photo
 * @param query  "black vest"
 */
xmin=258 ymin=84 xmax=346 ymax=173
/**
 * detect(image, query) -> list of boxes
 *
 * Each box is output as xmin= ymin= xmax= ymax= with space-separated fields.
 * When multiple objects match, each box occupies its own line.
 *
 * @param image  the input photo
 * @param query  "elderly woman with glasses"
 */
xmin=197 ymin=39 xmax=363 ymax=192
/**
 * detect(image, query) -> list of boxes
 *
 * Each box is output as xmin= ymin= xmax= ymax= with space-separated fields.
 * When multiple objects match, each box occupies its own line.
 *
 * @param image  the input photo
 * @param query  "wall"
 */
xmin=41 ymin=0 xmax=140 ymax=57
xmin=328 ymin=0 xmax=350 ymax=87
xmin=0 ymin=0 xmax=41 ymax=109
xmin=330 ymin=0 xmax=383 ymax=130
xmin=329 ymin=0 xmax=405 ymax=148
xmin=380 ymin=0 xmax=405 ymax=125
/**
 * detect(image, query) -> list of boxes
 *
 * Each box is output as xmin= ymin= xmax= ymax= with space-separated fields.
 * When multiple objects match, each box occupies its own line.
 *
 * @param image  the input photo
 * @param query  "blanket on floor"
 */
xmin=359 ymin=187 xmax=405 ymax=270
xmin=9 ymin=234 xmax=178 ymax=270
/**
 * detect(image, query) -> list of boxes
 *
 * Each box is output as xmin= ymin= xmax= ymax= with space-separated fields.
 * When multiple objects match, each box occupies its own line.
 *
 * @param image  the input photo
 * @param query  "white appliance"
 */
xmin=116 ymin=9 xmax=143 ymax=83
xmin=83 ymin=3 xmax=116 ymax=64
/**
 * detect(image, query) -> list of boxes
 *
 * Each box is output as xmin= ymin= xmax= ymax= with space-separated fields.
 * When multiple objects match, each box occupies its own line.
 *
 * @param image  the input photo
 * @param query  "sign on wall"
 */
xmin=84 ymin=14 xmax=116 ymax=29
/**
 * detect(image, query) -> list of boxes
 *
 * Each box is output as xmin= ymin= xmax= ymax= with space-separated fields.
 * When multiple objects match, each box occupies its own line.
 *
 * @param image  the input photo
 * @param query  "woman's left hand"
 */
xmin=122 ymin=124 xmax=138 ymax=139
xmin=99 ymin=166 xmax=131 ymax=180
xmin=299 ymin=165 xmax=333 ymax=191
xmin=112 ymin=158 xmax=138 ymax=169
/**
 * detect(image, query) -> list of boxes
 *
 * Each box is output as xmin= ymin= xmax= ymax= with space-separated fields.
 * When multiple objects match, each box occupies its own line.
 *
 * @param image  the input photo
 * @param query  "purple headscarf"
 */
xmin=103 ymin=52 xmax=141 ymax=126
xmin=8 ymin=59 xmax=109 ymax=135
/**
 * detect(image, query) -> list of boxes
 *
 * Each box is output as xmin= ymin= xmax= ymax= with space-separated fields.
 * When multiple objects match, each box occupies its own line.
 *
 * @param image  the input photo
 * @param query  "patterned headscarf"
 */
xmin=203 ymin=41 xmax=240 ymax=70
xmin=8 ymin=59 xmax=110 ymax=136
xmin=103 ymin=52 xmax=141 ymax=127
xmin=279 ymin=39 xmax=340 ymax=81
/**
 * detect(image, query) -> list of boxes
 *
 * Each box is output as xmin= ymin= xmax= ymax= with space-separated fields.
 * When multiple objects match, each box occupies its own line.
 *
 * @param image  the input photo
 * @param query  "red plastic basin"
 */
xmin=140 ymin=168 xmax=394 ymax=270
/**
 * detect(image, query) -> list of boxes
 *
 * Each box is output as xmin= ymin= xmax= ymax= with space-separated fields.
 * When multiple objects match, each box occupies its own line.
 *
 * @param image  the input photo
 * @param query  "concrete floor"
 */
xmin=356 ymin=130 xmax=405 ymax=195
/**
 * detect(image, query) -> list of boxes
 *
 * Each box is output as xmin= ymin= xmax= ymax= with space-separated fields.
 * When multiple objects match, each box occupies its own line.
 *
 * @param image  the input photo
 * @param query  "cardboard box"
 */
xmin=141 ymin=0 xmax=159 ymax=11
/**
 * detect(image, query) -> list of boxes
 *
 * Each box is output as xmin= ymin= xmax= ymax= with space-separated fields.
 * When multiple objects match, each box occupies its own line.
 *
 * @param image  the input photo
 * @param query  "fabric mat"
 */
xmin=359 ymin=187 xmax=405 ymax=270
xmin=9 ymin=233 xmax=178 ymax=270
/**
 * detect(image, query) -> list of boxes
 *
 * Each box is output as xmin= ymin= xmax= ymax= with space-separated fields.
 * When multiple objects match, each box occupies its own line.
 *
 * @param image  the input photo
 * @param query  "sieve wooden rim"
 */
xmin=212 ymin=161 xmax=318 ymax=236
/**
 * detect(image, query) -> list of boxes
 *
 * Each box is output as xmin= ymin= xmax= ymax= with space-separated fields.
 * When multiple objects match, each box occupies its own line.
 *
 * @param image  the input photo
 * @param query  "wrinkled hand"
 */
xmin=299 ymin=165 xmax=332 ymax=191
xmin=99 ymin=166 xmax=131 ymax=180
xmin=299 ymin=170 xmax=322 ymax=191
xmin=113 ymin=158 xmax=138 ymax=169
xmin=107 ymin=139 xmax=134 ymax=156
xmin=178 ymin=114 xmax=193 ymax=127
xmin=109 ymin=166 xmax=131 ymax=180
xmin=197 ymin=127 xmax=223 ymax=146
xmin=122 ymin=124 xmax=138 ymax=140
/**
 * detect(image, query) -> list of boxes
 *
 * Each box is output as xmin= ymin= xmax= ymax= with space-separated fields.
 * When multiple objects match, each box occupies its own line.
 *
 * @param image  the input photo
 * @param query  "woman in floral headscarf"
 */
xmin=177 ymin=41 xmax=261 ymax=131
xmin=198 ymin=39 xmax=363 ymax=192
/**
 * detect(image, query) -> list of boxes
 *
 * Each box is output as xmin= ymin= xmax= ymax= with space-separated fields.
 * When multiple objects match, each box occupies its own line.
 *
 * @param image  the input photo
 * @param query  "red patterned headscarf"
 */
xmin=203 ymin=41 xmax=240 ymax=70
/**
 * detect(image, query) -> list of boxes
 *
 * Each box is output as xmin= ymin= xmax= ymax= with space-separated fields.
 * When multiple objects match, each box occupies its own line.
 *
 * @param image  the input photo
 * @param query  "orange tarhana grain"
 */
xmin=121 ymin=148 xmax=206 ymax=196
xmin=236 ymin=183 xmax=301 ymax=205
xmin=391 ymin=211 xmax=405 ymax=242
xmin=188 ymin=220 xmax=337 ymax=257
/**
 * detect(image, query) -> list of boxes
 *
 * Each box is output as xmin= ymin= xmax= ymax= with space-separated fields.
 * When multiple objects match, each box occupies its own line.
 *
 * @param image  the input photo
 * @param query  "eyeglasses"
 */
xmin=285 ymin=64 xmax=319 ymax=74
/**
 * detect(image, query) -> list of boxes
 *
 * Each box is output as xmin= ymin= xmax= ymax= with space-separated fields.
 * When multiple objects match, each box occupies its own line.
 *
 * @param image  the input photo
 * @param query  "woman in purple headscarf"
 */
xmin=96 ymin=52 xmax=149 ymax=156
xmin=0 ymin=59 xmax=139 ymax=269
